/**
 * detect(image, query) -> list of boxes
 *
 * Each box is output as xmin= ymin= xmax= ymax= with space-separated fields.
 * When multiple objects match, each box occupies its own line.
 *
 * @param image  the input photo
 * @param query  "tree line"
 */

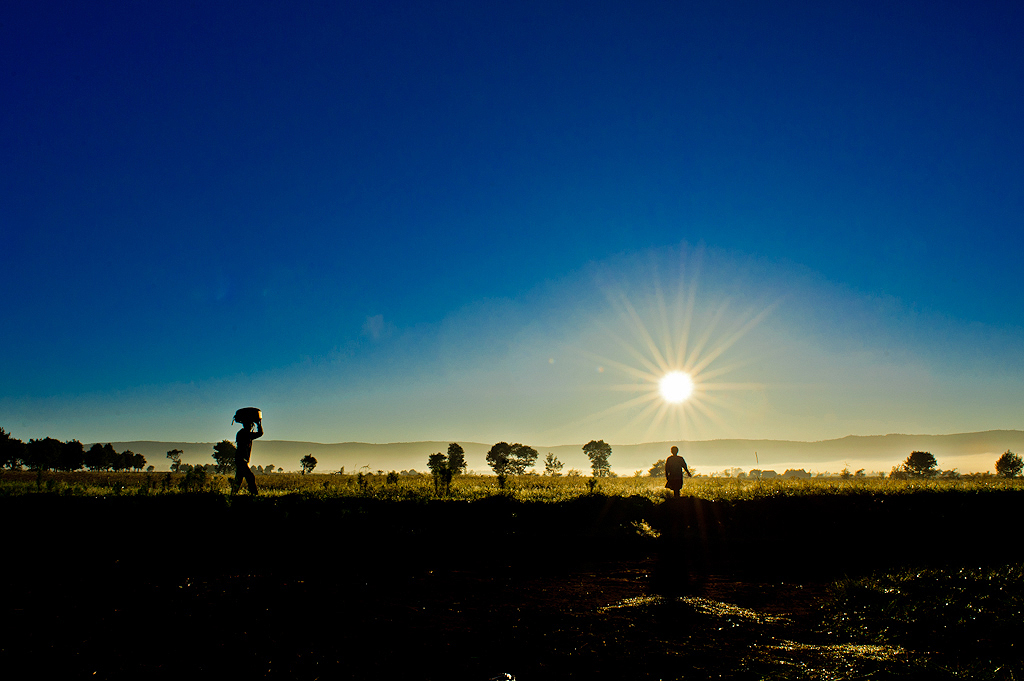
xmin=8 ymin=425 xmax=1020 ymax=481
xmin=0 ymin=428 xmax=147 ymax=472
xmin=0 ymin=428 xmax=312 ymax=476
xmin=891 ymin=449 xmax=1023 ymax=479
xmin=424 ymin=439 xmax=614 ymax=490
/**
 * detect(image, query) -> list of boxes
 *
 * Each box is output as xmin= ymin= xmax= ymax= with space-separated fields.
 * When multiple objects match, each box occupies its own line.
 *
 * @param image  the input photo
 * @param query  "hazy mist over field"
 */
xmin=113 ymin=430 xmax=1024 ymax=477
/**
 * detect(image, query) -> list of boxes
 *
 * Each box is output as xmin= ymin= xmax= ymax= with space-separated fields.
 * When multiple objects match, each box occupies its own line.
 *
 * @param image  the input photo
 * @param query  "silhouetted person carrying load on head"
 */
xmin=664 ymin=445 xmax=692 ymax=497
xmin=232 ymin=407 xmax=263 ymax=495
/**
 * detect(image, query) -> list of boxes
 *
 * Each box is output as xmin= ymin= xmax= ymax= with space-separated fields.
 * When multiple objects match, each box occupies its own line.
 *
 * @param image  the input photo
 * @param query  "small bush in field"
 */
xmin=995 ymin=450 xmax=1023 ymax=478
xmin=179 ymin=465 xmax=208 ymax=492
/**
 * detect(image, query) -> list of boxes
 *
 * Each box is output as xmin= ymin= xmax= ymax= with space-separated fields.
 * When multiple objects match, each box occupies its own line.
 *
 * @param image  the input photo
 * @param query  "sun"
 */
xmin=566 ymin=253 xmax=775 ymax=444
xmin=659 ymin=371 xmax=694 ymax=403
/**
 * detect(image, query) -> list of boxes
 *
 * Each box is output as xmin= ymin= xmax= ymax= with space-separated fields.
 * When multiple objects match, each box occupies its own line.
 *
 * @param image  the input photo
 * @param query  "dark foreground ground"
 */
xmin=3 ymin=492 xmax=1023 ymax=679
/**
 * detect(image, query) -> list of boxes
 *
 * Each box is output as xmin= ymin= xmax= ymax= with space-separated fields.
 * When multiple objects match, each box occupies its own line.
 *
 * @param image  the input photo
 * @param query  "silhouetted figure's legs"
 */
xmin=234 ymin=457 xmax=258 ymax=494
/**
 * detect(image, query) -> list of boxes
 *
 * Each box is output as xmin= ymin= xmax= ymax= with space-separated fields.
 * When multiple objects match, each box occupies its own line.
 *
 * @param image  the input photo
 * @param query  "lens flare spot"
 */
xmin=659 ymin=371 xmax=694 ymax=403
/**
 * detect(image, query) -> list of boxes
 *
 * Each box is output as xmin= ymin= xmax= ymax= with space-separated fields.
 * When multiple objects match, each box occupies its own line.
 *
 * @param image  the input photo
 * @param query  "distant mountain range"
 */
xmin=108 ymin=430 xmax=1024 ymax=475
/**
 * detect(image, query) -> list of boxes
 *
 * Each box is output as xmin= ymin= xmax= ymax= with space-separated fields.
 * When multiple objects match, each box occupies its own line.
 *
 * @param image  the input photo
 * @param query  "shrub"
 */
xmin=179 ymin=465 xmax=208 ymax=492
xmin=901 ymin=451 xmax=938 ymax=478
xmin=995 ymin=450 xmax=1023 ymax=478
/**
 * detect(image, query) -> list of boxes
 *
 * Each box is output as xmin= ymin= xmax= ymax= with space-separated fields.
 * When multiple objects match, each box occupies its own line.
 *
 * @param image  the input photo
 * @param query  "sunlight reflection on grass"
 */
xmin=3 ymin=471 xmax=1024 ymax=500
xmin=600 ymin=594 xmax=791 ymax=624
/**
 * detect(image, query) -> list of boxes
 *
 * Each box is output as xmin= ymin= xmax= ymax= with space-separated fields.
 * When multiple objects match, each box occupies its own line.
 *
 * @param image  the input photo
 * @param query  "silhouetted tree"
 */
xmin=131 ymin=452 xmax=146 ymax=471
xmin=485 ymin=442 xmax=512 ymax=476
xmin=300 ymin=454 xmax=317 ymax=475
xmin=583 ymin=439 xmax=612 ymax=477
xmin=485 ymin=442 xmax=539 ymax=487
xmin=427 ymin=452 xmax=450 ymax=493
xmin=507 ymin=443 xmax=538 ymax=475
xmin=212 ymin=440 xmax=236 ymax=474
xmin=901 ymin=451 xmax=939 ymax=478
xmin=166 ymin=449 xmax=183 ymax=473
xmin=101 ymin=444 xmax=118 ymax=469
xmin=111 ymin=449 xmax=137 ymax=472
xmin=426 ymin=452 xmax=446 ymax=475
xmin=84 ymin=443 xmax=102 ymax=470
xmin=543 ymin=452 xmax=564 ymax=476
xmin=995 ymin=450 xmax=1023 ymax=478
xmin=57 ymin=440 xmax=85 ymax=472
xmin=447 ymin=443 xmax=467 ymax=475
xmin=0 ymin=428 xmax=25 ymax=469
xmin=648 ymin=459 xmax=666 ymax=477
xmin=84 ymin=443 xmax=116 ymax=471
xmin=24 ymin=437 xmax=62 ymax=471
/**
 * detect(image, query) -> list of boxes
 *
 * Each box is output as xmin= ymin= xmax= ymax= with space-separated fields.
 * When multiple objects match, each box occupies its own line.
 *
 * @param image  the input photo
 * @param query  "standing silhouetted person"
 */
xmin=232 ymin=407 xmax=263 ymax=495
xmin=664 ymin=445 xmax=692 ymax=497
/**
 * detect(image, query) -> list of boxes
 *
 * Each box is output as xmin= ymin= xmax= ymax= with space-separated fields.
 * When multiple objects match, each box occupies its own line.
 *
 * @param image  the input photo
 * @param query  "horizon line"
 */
xmin=97 ymin=428 xmax=1024 ymax=447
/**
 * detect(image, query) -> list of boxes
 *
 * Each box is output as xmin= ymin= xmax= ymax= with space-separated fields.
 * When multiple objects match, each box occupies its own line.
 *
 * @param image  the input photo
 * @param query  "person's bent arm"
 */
xmin=253 ymin=420 xmax=264 ymax=439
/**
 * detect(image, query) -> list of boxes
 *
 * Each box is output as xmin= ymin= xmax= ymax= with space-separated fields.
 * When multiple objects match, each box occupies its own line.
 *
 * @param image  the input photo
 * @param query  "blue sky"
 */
xmin=2 ymin=1 xmax=1022 ymax=445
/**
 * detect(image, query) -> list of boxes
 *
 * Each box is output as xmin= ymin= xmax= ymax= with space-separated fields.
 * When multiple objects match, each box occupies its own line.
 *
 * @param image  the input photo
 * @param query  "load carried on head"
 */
xmin=233 ymin=407 xmax=262 ymax=425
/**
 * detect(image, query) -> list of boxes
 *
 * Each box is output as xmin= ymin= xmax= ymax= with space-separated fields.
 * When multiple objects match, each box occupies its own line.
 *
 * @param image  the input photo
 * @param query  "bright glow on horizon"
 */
xmin=659 ymin=371 xmax=694 ymax=403
xmin=567 ymin=254 xmax=775 ymax=444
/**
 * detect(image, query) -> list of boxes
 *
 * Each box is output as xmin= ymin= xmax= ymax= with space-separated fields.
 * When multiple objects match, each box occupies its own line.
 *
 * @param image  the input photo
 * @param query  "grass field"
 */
xmin=2 ymin=470 xmax=1023 ymax=679
xmin=3 ymin=468 xmax=1023 ymax=501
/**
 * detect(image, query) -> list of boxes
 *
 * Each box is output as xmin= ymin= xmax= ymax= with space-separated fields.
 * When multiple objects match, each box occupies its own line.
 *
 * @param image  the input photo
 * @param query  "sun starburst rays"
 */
xmin=576 ymin=273 xmax=772 ymax=443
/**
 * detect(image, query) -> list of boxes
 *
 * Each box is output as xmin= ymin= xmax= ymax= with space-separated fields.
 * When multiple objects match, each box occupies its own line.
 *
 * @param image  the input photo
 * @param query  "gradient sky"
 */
xmin=3 ymin=1 xmax=1022 ymax=446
